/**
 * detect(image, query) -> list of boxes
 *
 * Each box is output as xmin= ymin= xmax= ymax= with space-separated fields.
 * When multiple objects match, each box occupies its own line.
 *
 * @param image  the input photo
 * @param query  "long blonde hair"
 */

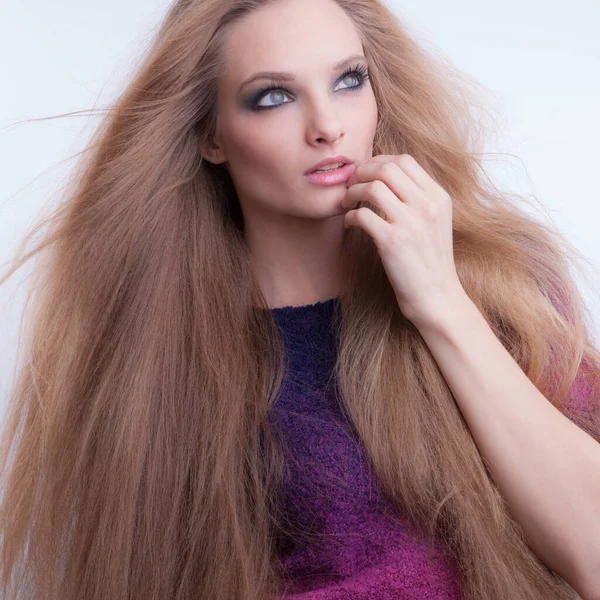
xmin=1 ymin=0 xmax=599 ymax=598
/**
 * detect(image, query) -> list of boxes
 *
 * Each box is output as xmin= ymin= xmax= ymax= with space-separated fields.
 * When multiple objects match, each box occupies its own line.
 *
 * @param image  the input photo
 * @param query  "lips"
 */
xmin=305 ymin=162 xmax=354 ymax=186
xmin=305 ymin=155 xmax=353 ymax=175
xmin=312 ymin=162 xmax=345 ymax=173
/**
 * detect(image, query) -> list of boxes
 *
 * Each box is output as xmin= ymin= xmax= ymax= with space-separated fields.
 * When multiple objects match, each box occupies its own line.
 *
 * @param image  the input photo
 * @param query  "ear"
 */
xmin=201 ymin=130 xmax=228 ymax=166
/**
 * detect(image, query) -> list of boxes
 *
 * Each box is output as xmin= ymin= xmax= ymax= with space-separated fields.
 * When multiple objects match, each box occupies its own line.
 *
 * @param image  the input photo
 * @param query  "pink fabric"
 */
xmin=566 ymin=360 xmax=595 ymax=413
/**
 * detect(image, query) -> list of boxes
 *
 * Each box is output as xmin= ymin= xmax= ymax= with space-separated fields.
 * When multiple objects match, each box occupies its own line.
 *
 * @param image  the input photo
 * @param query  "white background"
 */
xmin=1 ymin=0 xmax=599 ymax=418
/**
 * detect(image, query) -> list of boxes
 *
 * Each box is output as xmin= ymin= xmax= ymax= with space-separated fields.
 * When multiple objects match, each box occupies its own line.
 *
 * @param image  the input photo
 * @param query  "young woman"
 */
xmin=1 ymin=0 xmax=599 ymax=599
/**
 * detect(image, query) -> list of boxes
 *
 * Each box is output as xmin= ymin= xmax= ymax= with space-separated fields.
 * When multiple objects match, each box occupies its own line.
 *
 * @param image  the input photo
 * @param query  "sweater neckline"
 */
xmin=269 ymin=296 xmax=339 ymax=314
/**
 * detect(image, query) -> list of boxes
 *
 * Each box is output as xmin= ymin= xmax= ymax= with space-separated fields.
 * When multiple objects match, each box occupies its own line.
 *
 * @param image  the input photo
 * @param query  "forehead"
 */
xmin=220 ymin=0 xmax=364 ymax=85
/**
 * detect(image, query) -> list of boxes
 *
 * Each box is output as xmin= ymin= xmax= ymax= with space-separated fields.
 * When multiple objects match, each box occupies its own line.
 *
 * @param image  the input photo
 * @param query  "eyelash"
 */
xmin=250 ymin=63 xmax=370 ymax=112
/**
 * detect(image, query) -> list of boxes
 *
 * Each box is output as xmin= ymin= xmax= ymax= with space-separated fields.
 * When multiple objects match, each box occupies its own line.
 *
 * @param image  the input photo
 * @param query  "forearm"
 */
xmin=412 ymin=290 xmax=600 ymax=598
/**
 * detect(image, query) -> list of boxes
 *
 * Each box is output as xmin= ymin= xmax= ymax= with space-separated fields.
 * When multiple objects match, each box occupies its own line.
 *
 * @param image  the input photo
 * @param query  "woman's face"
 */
xmin=205 ymin=0 xmax=378 ymax=224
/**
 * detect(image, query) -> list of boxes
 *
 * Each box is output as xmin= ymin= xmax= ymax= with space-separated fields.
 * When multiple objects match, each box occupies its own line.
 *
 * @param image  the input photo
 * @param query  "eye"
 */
xmin=250 ymin=63 xmax=369 ymax=112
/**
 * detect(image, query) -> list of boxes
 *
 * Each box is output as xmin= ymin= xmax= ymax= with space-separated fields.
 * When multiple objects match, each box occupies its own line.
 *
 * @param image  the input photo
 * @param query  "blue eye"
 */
xmin=250 ymin=63 xmax=370 ymax=112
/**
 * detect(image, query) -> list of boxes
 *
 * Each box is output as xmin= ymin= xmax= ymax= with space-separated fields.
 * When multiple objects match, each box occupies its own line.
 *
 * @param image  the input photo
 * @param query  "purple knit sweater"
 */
xmin=266 ymin=296 xmax=596 ymax=600
xmin=267 ymin=297 xmax=462 ymax=599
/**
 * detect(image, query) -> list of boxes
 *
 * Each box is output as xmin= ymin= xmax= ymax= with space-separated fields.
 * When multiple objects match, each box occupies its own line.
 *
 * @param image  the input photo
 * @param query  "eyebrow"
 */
xmin=238 ymin=53 xmax=367 ymax=93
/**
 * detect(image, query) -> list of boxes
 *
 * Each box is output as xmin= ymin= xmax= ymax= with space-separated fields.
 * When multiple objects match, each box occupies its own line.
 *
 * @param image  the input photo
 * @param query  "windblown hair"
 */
xmin=1 ymin=0 xmax=599 ymax=598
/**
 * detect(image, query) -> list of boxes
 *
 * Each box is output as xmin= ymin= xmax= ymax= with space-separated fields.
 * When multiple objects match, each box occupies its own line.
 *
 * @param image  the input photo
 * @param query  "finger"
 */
xmin=367 ymin=154 xmax=436 ymax=192
xmin=342 ymin=180 xmax=407 ymax=224
xmin=344 ymin=205 xmax=390 ymax=243
xmin=347 ymin=160 xmax=425 ymax=208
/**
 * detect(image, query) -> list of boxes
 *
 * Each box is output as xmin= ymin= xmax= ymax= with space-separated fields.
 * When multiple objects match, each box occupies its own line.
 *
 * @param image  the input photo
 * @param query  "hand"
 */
xmin=342 ymin=154 xmax=466 ymax=327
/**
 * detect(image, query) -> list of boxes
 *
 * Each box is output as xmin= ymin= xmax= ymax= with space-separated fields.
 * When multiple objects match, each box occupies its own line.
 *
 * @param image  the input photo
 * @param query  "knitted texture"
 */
xmin=266 ymin=296 xmax=594 ymax=598
xmin=267 ymin=297 xmax=462 ymax=599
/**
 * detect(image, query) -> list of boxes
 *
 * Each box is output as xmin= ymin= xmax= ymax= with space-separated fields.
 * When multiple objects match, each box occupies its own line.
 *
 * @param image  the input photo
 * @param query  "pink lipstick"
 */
xmin=304 ymin=155 xmax=355 ymax=186
xmin=305 ymin=162 xmax=354 ymax=186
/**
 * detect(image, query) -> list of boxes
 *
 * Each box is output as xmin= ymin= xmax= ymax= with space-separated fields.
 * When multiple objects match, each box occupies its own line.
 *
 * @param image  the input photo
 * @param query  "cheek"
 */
xmin=345 ymin=94 xmax=378 ymax=149
xmin=229 ymin=122 xmax=284 ymax=173
xmin=363 ymin=96 xmax=378 ymax=141
xmin=226 ymin=123 xmax=295 ymax=201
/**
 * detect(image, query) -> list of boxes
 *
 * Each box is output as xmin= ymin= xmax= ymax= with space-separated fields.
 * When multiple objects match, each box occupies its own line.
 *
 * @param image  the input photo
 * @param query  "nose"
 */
xmin=305 ymin=98 xmax=344 ymax=146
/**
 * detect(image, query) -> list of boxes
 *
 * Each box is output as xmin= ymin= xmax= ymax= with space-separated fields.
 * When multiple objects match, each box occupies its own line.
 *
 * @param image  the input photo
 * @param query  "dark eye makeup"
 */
xmin=247 ymin=63 xmax=370 ymax=112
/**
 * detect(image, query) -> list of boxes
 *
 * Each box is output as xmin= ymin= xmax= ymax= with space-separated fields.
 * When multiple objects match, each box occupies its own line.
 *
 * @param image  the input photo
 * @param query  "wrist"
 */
xmin=407 ymin=287 xmax=475 ymax=334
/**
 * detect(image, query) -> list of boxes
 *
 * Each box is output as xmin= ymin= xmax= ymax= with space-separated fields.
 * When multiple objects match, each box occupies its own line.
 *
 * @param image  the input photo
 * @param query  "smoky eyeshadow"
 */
xmin=241 ymin=89 xmax=265 ymax=110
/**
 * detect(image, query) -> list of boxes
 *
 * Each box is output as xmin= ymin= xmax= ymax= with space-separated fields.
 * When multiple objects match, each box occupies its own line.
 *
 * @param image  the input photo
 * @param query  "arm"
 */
xmin=412 ymin=289 xmax=600 ymax=599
